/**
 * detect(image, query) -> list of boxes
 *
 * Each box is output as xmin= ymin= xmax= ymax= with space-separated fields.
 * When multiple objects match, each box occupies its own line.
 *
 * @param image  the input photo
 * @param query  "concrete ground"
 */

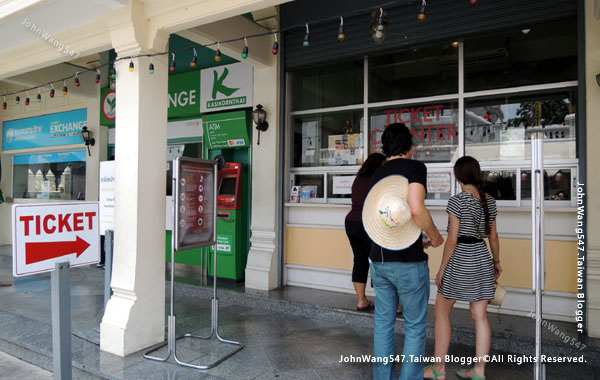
xmin=0 ymin=350 xmax=53 ymax=380
xmin=0 ymin=245 xmax=598 ymax=379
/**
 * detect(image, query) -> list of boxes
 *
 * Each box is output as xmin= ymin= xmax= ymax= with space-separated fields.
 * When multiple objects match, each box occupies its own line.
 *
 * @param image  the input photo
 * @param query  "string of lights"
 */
xmin=1 ymin=0 xmax=478 ymax=108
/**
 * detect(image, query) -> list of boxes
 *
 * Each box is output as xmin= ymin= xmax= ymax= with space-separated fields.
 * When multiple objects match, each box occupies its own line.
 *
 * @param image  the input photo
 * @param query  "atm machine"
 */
xmin=208 ymin=162 xmax=247 ymax=280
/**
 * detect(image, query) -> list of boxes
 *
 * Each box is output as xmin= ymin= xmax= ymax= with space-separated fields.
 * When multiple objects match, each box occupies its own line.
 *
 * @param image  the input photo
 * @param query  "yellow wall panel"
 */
xmin=285 ymin=227 xmax=577 ymax=293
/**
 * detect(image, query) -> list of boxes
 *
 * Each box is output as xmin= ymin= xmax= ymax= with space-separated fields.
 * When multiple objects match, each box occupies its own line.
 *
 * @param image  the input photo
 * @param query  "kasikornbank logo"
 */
xmin=207 ymin=67 xmax=245 ymax=110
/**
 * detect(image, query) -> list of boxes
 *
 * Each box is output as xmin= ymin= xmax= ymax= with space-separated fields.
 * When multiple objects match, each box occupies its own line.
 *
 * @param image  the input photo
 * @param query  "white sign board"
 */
xmin=333 ymin=175 xmax=355 ymax=195
xmin=200 ymin=62 xmax=253 ymax=113
xmin=427 ymin=173 xmax=452 ymax=193
xmin=99 ymin=161 xmax=115 ymax=235
xmin=12 ymin=202 xmax=100 ymax=277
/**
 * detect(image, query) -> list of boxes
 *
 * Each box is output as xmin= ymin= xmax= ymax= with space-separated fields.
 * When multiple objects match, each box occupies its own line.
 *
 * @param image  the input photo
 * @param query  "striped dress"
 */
xmin=439 ymin=192 xmax=498 ymax=302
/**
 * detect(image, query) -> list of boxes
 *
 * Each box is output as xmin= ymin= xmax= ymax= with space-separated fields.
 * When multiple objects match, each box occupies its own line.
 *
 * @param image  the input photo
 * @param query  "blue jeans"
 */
xmin=371 ymin=261 xmax=430 ymax=380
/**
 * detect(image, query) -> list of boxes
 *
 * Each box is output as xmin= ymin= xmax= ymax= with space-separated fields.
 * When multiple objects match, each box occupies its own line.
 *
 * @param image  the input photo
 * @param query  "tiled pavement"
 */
xmin=0 ymin=245 xmax=598 ymax=379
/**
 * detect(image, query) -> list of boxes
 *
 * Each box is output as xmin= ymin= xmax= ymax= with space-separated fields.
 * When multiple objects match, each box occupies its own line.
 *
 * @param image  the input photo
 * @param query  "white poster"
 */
xmin=427 ymin=173 xmax=452 ymax=193
xmin=333 ymin=176 xmax=355 ymax=195
xmin=200 ymin=62 xmax=254 ymax=113
xmin=99 ymin=160 xmax=115 ymax=235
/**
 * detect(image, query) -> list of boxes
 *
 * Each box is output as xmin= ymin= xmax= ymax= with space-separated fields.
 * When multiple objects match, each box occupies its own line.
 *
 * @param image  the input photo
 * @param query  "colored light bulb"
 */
xmin=215 ymin=49 xmax=222 ymax=62
xmin=50 ymin=88 xmax=55 ymax=98
xmin=470 ymin=0 xmax=478 ymax=4
xmin=25 ymin=97 xmax=30 ymax=105
xmin=272 ymin=41 xmax=279 ymax=55
xmin=418 ymin=6 xmax=426 ymax=20
xmin=190 ymin=55 xmax=197 ymax=68
xmin=37 ymin=93 xmax=42 ymax=102
xmin=338 ymin=26 xmax=345 ymax=41
xmin=2 ymin=101 xmax=6 ymax=110
xmin=129 ymin=61 xmax=134 ymax=72
xmin=75 ymin=76 xmax=80 ymax=87
xmin=149 ymin=62 xmax=155 ymax=74
xmin=95 ymin=70 xmax=101 ymax=83
xmin=303 ymin=24 xmax=310 ymax=47
xmin=170 ymin=60 xmax=176 ymax=72
xmin=242 ymin=45 xmax=248 ymax=59
xmin=16 ymin=96 xmax=20 ymax=104
xmin=63 ymin=85 xmax=68 ymax=95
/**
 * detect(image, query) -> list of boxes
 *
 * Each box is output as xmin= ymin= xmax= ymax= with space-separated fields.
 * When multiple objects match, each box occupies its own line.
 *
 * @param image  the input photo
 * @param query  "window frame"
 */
xmin=286 ymin=42 xmax=579 ymax=208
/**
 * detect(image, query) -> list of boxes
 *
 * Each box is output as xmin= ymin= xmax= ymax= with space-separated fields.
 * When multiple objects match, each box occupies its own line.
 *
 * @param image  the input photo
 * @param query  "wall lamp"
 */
xmin=252 ymin=104 xmax=268 ymax=145
xmin=81 ymin=126 xmax=95 ymax=156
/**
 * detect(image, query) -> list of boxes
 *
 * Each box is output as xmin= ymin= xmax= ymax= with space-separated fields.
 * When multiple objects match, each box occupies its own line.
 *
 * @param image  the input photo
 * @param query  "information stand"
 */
xmin=144 ymin=157 xmax=243 ymax=369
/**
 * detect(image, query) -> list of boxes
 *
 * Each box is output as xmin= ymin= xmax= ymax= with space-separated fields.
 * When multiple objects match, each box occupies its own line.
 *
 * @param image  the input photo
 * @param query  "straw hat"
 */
xmin=490 ymin=283 xmax=506 ymax=307
xmin=362 ymin=175 xmax=421 ymax=250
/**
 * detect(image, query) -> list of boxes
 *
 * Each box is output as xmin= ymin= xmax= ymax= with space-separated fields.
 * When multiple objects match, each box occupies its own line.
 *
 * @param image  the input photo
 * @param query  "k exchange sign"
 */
xmin=12 ymin=203 xmax=100 ymax=277
xmin=200 ymin=62 xmax=253 ymax=113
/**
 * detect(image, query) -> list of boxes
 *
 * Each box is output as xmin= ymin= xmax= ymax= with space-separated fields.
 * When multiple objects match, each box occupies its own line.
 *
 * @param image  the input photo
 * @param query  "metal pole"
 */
xmin=51 ymin=262 xmax=72 ymax=380
xmin=531 ymin=131 xmax=546 ymax=380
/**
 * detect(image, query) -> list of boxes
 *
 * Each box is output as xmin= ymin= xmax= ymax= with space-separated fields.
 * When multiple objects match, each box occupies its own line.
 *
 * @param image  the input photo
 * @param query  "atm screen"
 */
xmin=219 ymin=177 xmax=237 ymax=196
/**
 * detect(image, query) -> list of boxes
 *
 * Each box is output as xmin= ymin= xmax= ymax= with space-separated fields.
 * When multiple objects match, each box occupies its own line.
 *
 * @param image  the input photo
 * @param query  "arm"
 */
xmin=436 ymin=213 xmax=459 ymax=288
xmin=408 ymin=182 xmax=443 ymax=247
xmin=488 ymin=220 xmax=502 ymax=280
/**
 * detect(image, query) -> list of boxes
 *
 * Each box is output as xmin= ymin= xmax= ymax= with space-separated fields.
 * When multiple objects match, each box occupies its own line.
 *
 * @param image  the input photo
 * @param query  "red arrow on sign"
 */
xmin=25 ymin=236 xmax=90 ymax=264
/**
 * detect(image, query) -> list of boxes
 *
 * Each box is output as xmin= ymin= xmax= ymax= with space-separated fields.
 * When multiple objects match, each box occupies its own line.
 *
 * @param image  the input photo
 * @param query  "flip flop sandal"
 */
xmin=456 ymin=368 xmax=485 ymax=380
xmin=356 ymin=301 xmax=374 ymax=311
xmin=424 ymin=364 xmax=446 ymax=380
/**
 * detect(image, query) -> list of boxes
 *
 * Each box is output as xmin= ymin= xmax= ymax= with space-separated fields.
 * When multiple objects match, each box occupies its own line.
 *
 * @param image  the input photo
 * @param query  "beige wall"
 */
xmin=286 ymin=227 xmax=578 ymax=293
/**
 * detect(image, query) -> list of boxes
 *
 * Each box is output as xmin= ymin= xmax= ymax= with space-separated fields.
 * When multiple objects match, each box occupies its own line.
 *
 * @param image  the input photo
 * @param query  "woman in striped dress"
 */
xmin=424 ymin=156 xmax=502 ymax=380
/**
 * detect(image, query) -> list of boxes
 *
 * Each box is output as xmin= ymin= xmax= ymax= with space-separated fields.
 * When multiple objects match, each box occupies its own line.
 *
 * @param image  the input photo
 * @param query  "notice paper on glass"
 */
xmin=174 ymin=157 xmax=217 ymax=250
xmin=332 ymin=175 xmax=355 ymax=195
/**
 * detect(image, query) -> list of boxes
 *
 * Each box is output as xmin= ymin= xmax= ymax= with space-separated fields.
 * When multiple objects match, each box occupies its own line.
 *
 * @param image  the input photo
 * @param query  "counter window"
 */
xmin=292 ymin=110 xmax=364 ymax=168
xmin=521 ymin=168 xmax=572 ymax=201
xmin=12 ymin=150 xmax=86 ymax=200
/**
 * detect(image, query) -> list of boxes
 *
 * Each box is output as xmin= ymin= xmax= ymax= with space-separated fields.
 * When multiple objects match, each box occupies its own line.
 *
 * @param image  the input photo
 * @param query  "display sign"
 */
xmin=200 ymin=62 xmax=253 ymax=113
xmin=168 ymin=71 xmax=201 ymax=118
xmin=174 ymin=157 xmax=217 ymax=250
xmin=99 ymin=161 xmax=115 ymax=235
xmin=3 ymin=109 xmax=87 ymax=151
xmin=203 ymin=110 xmax=250 ymax=149
xmin=216 ymin=235 xmax=233 ymax=254
xmin=427 ymin=173 xmax=452 ymax=193
xmin=12 ymin=202 xmax=100 ymax=277
xmin=332 ymin=175 xmax=355 ymax=195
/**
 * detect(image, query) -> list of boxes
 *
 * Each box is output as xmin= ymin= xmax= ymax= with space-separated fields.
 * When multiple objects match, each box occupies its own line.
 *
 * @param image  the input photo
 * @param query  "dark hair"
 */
xmin=357 ymin=153 xmax=386 ymax=178
xmin=454 ymin=156 xmax=490 ymax=235
xmin=381 ymin=123 xmax=413 ymax=158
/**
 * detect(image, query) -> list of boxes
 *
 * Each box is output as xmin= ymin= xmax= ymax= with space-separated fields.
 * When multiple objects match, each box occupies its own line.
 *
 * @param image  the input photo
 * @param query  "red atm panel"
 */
xmin=217 ymin=163 xmax=242 ymax=210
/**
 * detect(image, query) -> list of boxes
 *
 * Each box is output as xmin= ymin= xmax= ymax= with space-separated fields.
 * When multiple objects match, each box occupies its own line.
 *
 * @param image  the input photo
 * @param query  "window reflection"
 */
xmin=521 ymin=168 xmax=571 ymax=201
xmin=369 ymin=103 xmax=458 ymax=163
xmin=481 ymin=170 xmax=516 ymax=201
xmin=465 ymin=91 xmax=576 ymax=161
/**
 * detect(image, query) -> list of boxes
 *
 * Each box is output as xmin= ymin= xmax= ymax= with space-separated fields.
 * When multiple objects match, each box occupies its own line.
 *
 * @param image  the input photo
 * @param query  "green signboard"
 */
xmin=203 ymin=110 xmax=250 ymax=149
xmin=100 ymin=71 xmax=203 ymax=125
xmin=168 ymin=71 xmax=201 ymax=118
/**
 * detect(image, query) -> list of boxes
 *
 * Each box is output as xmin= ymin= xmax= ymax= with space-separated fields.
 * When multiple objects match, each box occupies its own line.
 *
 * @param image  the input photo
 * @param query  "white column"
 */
xmin=245 ymin=63 xmax=280 ymax=290
xmin=100 ymin=54 xmax=169 ymax=356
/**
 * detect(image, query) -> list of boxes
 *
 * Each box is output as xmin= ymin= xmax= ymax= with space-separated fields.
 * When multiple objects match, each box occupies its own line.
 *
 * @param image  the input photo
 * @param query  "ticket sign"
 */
xmin=12 ymin=202 xmax=100 ymax=277
xmin=174 ymin=157 xmax=217 ymax=250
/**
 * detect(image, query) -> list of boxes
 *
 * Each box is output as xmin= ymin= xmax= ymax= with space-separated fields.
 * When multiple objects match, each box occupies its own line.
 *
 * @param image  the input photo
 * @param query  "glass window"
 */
xmin=369 ymin=102 xmax=459 ymax=163
xmin=465 ymin=90 xmax=576 ymax=161
xmin=464 ymin=17 xmax=577 ymax=92
xmin=293 ymin=174 xmax=324 ymax=201
xmin=369 ymin=43 xmax=458 ymax=102
xmin=290 ymin=60 xmax=363 ymax=111
xmin=13 ymin=150 xmax=86 ymax=200
xmin=521 ymin=168 xmax=572 ymax=201
xmin=481 ymin=170 xmax=517 ymax=201
xmin=292 ymin=110 xmax=364 ymax=168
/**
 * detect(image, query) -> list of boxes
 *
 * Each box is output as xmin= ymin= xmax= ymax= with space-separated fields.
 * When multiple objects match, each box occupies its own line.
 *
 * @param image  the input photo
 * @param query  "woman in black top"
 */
xmin=345 ymin=153 xmax=386 ymax=311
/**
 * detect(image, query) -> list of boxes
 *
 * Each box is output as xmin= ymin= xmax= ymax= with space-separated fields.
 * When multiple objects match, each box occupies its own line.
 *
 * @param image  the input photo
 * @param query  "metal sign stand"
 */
xmin=144 ymin=158 xmax=243 ymax=369
xmin=51 ymin=262 xmax=72 ymax=380
xmin=531 ymin=131 xmax=546 ymax=380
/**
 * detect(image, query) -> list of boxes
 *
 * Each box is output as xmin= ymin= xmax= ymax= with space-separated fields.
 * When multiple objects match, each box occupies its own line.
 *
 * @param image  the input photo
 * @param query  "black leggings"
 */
xmin=345 ymin=219 xmax=371 ymax=284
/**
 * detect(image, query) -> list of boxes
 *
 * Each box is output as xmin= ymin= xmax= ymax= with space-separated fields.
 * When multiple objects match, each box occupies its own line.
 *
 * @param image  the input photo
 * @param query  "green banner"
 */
xmin=100 ymin=71 xmax=202 ymax=125
xmin=168 ymin=71 xmax=201 ymax=118
xmin=203 ymin=110 xmax=250 ymax=149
